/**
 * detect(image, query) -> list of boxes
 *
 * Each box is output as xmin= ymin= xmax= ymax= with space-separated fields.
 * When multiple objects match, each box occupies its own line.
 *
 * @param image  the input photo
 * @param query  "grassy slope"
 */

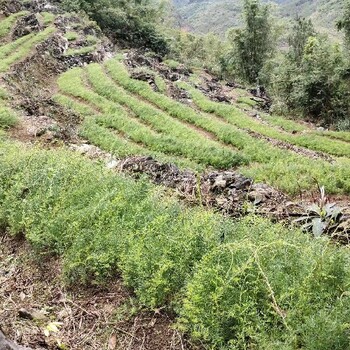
xmin=0 ymin=12 xmax=57 ymax=132
xmin=102 ymin=58 xmax=350 ymax=195
xmin=53 ymin=56 xmax=350 ymax=195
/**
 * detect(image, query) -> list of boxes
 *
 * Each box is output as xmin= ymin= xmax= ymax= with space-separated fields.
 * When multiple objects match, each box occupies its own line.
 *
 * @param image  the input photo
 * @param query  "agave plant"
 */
xmin=294 ymin=186 xmax=344 ymax=238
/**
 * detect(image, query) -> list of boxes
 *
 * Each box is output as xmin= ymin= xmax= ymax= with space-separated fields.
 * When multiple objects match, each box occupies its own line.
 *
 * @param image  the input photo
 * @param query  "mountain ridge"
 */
xmin=172 ymin=0 xmax=343 ymax=36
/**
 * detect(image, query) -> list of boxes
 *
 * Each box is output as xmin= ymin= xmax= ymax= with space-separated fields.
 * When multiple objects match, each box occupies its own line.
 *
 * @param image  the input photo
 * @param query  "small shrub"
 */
xmin=336 ymin=117 xmax=350 ymax=131
xmin=180 ymin=216 xmax=350 ymax=349
xmin=0 ymin=107 xmax=18 ymax=128
xmin=64 ymin=31 xmax=79 ymax=41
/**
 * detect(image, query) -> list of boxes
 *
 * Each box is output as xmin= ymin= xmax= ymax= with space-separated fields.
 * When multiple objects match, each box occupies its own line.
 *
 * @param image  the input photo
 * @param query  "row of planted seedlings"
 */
xmin=230 ymin=98 xmax=350 ymax=144
xmin=55 ymin=92 xmax=205 ymax=170
xmin=103 ymin=58 xmax=350 ymax=195
xmin=0 ymin=14 xmax=56 ymax=73
xmin=179 ymin=81 xmax=350 ymax=157
xmin=106 ymin=58 xmax=350 ymax=156
xmin=190 ymin=70 xmax=350 ymax=143
xmin=1 ymin=141 xmax=350 ymax=350
xmin=58 ymin=65 xmax=245 ymax=169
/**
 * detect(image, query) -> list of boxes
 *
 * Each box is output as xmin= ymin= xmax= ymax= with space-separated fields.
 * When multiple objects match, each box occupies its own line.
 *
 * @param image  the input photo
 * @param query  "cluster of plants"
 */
xmin=101 ymin=58 xmax=350 ymax=195
xmin=59 ymin=0 xmax=169 ymax=55
xmin=56 ymin=92 xmax=205 ymax=170
xmin=267 ymin=20 xmax=350 ymax=127
xmin=180 ymin=81 xmax=350 ymax=158
xmin=237 ymin=106 xmax=350 ymax=144
xmin=168 ymin=31 xmax=227 ymax=76
xmin=54 ymin=56 xmax=350 ymax=194
xmin=57 ymin=65 xmax=244 ymax=169
xmin=1 ymin=141 xmax=350 ymax=349
xmin=295 ymin=186 xmax=346 ymax=238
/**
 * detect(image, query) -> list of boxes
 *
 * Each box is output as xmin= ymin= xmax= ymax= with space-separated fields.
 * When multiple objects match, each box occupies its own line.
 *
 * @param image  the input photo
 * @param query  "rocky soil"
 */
xmin=71 ymin=143 xmax=350 ymax=241
xmin=2 ymin=0 xmax=112 ymax=142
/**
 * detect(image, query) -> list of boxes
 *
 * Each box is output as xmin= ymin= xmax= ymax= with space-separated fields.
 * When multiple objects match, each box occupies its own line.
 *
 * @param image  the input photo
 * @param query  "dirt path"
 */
xmin=246 ymin=129 xmax=334 ymax=162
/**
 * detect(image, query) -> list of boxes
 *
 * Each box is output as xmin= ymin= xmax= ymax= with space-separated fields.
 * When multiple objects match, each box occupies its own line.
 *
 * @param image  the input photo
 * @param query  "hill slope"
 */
xmin=1 ymin=2 xmax=350 ymax=350
xmin=172 ymin=0 xmax=343 ymax=35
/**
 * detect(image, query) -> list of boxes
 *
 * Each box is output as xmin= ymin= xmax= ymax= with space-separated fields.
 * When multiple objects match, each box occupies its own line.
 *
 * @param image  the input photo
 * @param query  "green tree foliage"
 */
xmin=168 ymin=31 xmax=226 ymax=75
xmin=224 ymin=0 xmax=273 ymax=84
xmin=337 ymin=0 xmax=350 ymax=49
xmin=288 ymin=17 xmax=315 ymax=63
xmin=269 ymin=16 xmax=350 ymax=126
xmin=60 ymin=0 xmax=169 ymax=54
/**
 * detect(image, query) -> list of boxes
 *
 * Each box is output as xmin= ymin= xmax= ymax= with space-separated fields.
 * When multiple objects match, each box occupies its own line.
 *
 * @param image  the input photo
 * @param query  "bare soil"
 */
xmin=0 ymin=233 xmax=202 ymax=350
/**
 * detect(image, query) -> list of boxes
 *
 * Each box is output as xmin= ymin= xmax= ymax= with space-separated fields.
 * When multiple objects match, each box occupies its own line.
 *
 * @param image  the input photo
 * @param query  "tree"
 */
xmin=60 ymin=0 xmax=169 ymax=55
xmin=337 ymin=0 xmax=350 ymax=49
xmin=269 ymin=34 xmax=350 ymax=126
xmin=288 ymin=17 xmax=315 ymax=64
xmin=226 ymin=0 xmax=273 ymax=84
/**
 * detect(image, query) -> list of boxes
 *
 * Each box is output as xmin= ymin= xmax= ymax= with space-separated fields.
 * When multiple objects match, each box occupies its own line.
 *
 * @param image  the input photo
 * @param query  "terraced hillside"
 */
xmin=55 ymin=55 xmax=350 ymax=196
xmin=2 ymin=3 xmax=350 ymax=350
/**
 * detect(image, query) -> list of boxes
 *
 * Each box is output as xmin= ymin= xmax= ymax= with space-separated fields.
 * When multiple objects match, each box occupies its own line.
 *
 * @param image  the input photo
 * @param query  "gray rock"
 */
xmin=0 ymin=330 xmax=31 ymax=350
xmin=12 ymin=13 xmax=42 ymax=39
xmin=106 ymin=159 xmax=119 ymax=169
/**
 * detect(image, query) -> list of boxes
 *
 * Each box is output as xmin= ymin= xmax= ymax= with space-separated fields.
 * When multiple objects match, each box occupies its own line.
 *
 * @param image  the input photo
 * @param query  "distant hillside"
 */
xmin=172 ymin=0 xmax=344 ymax=36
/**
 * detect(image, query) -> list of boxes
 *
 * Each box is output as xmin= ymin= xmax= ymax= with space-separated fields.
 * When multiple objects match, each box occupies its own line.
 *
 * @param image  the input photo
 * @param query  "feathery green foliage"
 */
xmin=1 ymin=142 xmax=350 ymax=348
xmin=55 ymin=58 xmax=350 ymax=194
xmin=180 ymin=216 xmax=350 ymax=350
xmin=181 ymin=81 xmax=350 ymax=157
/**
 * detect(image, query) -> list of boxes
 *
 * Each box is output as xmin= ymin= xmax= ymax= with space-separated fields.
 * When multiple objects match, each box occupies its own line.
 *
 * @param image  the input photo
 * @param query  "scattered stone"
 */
xmin=69 ymin=143 xmax=109 ymax=159
xmin=21 ymin=115 xmax=58 ymax=138
xmin=1 ymin=0 xmax=57 ymax=15
xmin=106 ymin=159 xmax=119 ymax=169
xmin=31 ymin=310 xmax=47 ymax=321
xmin=130 ymin=70 xmax=159 ymax=91
xmin=18 ymin=308 xmax=47 ymax=321
xmin=36 ymin=33 xmax=68 ymax=58
xmin=18 ymin=308 xmax=33 ymax=320
xmin=115 ymin=156 xmax=286 ymax=217
xmin=12 ymin=13 xmax=42 ymax=39
xmin=0 ymin=0 xmax=22 ymax=15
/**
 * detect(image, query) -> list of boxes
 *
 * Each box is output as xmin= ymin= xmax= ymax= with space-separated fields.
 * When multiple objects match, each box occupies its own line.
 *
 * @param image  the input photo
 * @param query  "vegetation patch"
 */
xmin=65 ymin=45 xmax=96 ymax=56
xmin=1 ymin=141 xmax=350 ymax=349
xmin=0 ymin=26 xmax=55 ymax=72
xmin=0 ymin=106 xmax=18 ymax=129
